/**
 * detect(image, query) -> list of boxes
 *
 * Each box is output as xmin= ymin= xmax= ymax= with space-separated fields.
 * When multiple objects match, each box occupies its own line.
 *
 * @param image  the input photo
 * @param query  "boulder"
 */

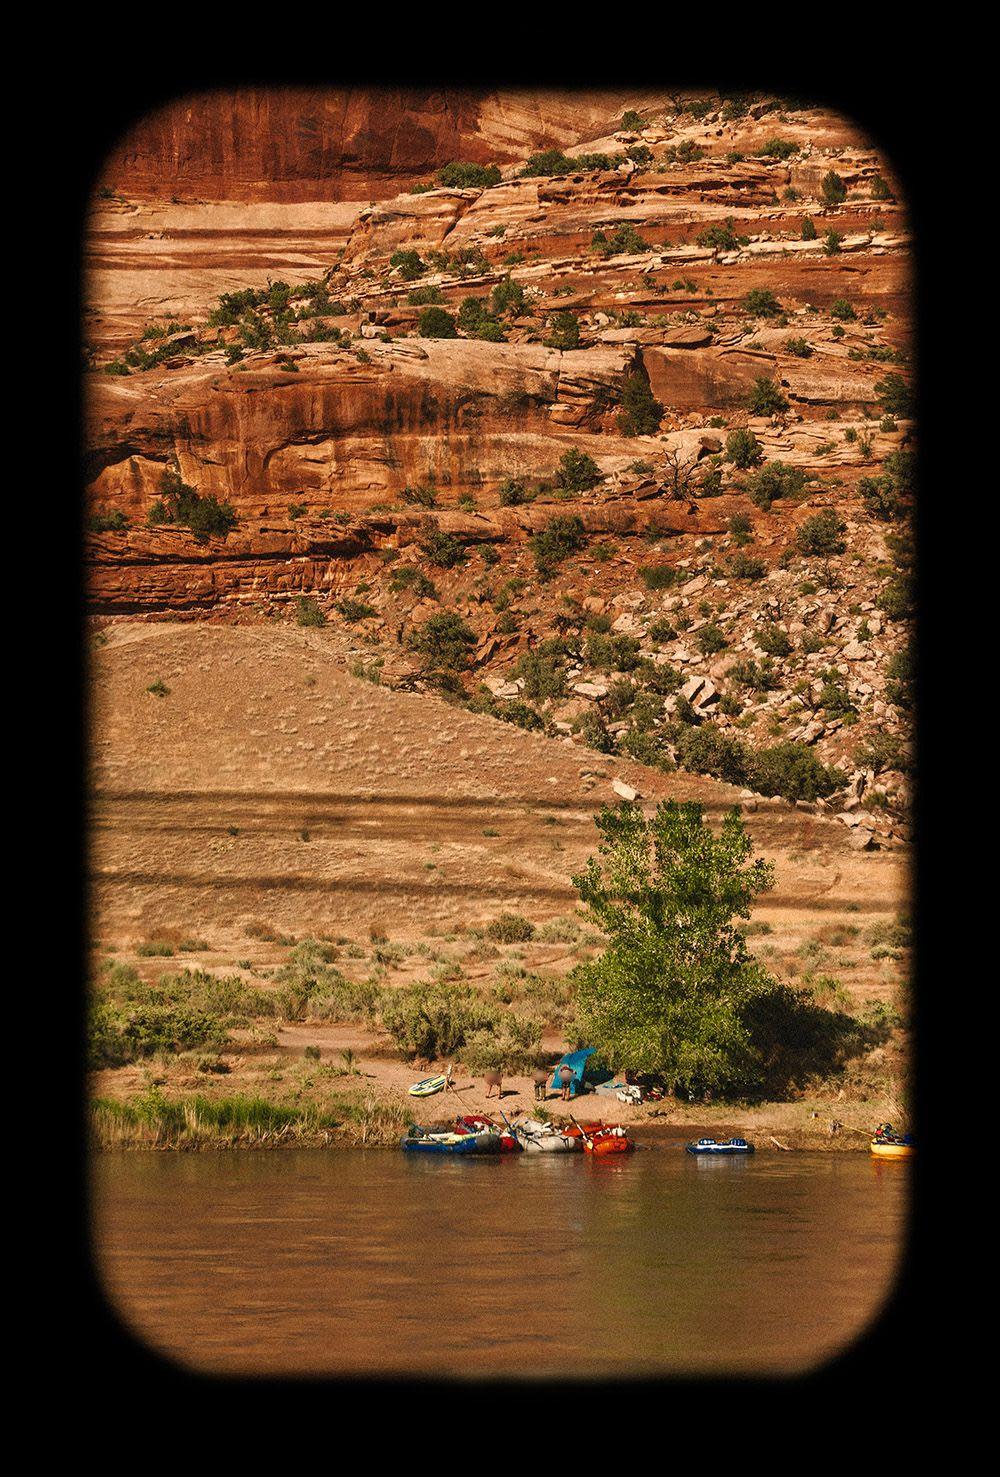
xmin=612 ymin=779 xmax=639 ymax=801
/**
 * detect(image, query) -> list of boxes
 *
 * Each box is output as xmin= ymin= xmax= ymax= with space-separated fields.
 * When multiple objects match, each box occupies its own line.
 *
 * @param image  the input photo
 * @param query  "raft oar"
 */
xmin=569 ymin=1113 xmax=594 ymax=1148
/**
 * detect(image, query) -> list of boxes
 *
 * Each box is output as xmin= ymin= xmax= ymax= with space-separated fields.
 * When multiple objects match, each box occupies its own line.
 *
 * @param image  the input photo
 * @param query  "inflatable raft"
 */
xmin=514 ymin=1119 xmax=580 ymax=1153
xmin=401 ymin=1126 xmax=501 ymax=1154
xmin=685 ymin=1137 xmax=754 ymax=1156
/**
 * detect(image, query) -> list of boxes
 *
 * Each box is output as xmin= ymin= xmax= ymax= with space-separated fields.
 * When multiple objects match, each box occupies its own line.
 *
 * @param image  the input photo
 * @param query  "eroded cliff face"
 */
xmin=98 ymin=88 xmax=672 ymax=201
xmin=84 ymin=90 xmax=914 ymax=849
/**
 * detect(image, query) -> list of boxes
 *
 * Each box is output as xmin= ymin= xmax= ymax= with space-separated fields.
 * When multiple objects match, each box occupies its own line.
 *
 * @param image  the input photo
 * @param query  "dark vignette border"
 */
xmin=61 ymin=46 xmax=947 ymax=1412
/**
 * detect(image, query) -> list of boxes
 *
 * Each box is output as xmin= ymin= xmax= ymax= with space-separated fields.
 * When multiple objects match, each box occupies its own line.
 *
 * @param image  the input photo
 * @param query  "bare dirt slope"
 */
xmin=91 ymin=621 xmax=905 ymax=949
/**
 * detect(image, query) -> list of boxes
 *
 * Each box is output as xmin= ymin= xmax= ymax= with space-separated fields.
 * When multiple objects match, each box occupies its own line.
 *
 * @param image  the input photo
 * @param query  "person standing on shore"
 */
xmin=532 ymin=1067 xmax=549 ymax=1102
xmin=559 ymin=1064 xmax=574 ymax=1101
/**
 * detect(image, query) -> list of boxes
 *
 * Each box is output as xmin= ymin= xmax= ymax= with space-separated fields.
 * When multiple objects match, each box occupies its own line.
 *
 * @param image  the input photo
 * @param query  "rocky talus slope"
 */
xmin=85 ymin=91 xmax=914 ymax=855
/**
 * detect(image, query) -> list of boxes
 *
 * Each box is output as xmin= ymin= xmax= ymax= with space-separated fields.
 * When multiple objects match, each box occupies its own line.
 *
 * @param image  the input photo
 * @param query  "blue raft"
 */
xmin=401 ymin=1127 xmax=501 ymax=1155
xmin=685 ymin=1137 xmax=755 ymax=1156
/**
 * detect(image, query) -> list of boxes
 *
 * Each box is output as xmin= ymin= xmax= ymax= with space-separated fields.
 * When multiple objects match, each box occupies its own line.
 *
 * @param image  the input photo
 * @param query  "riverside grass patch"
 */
xmin=90 ymin=1087 xmax=411 ymax=1149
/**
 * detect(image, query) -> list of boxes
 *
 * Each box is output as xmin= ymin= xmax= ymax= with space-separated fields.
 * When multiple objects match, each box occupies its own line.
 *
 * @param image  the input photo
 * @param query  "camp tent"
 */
xmin=550 ymin=1047 xmax=596 ymax=1098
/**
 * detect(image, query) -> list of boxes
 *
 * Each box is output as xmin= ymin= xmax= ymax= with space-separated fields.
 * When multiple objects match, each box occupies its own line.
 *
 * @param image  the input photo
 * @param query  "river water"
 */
xmin=92 ymin=1146 xmax=907 ymax=1378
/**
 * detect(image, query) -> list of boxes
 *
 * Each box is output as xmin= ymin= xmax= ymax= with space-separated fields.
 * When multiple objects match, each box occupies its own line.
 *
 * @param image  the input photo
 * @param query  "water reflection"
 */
xmin=92 ymin=1148 xmax=906 ymax=1377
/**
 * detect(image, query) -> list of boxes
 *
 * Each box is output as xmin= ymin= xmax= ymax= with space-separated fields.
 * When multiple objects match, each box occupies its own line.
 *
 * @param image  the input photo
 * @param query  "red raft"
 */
xmin=565 ymin=1121 xmax=634 ymax=1156
xmin=454 ymin=1115 xmax=521 ymax=1153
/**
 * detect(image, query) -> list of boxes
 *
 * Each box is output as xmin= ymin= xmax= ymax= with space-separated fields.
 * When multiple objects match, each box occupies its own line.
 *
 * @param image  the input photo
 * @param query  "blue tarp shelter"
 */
xmin=550 ymin=1047 xmax=596 ymax=1098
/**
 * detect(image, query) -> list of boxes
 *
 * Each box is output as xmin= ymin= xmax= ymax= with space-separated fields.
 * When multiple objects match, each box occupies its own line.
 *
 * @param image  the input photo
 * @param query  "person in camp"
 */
xmin=532 ymin=1066 xmax=549 ymax=1102
xmin=484 ymin=1069 xmax=502 ymax=1099
xmin=559 ymin=1063 xmax=574 ymax=1101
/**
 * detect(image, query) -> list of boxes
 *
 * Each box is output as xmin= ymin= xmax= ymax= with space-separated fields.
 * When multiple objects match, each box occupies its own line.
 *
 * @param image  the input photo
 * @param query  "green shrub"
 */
xmin=591 ymin=223 xmax=650 ymax=257
xmin=380 ymin=981 xmax=498 ymax=1060
xmin=748 ymin=743 xmax=839 ymax=802
xmin=390 ymin=249 xmax=426 ymax=280
xmin=335 ymin=597 xmax=376 ymax=621
xmin=743 ymin=288 xmax=783 ymax=318
xmin=801 ymin=217 xmax=818 ymax=240
xmin=149 ymin=469 xmax=237 ymax=541
xmin=758 ymin=138 xmax=799 ymax=160
xmin=696 ymin=219 xmax=743 ymax=251
xmin=830 ymin=298 xmax=856 ymax=321
xmin=88 ymin=1002 xmax=227 ymax=1068
xmin=745 ymin=461 xmax=806 ymax=510
xmin=498 ymin=478 xmax=534 ymax=507
xmin=726 ymin=428 xmax=763 ymax=469
xmin=555 ymin=449 xmax=602 ymax=492
xmin=696 ymin=624 xmax=727 ymax=654
xmin=88 ymin=509 xmax=129 ymax=533
xmin=748 ymin=377 xmax=789 ymax=415
xmin=420 ymin=528 xmax=468 ymax=568
xmin=512 ymin=645 xmax=567 ymax=701
xmin=728 ymin=551 xmax=767 ymax=580
xmin=390 ymin=565 xmax=437 ymax=599
xmin=675 ymin=725 xmax=749 ymax=785
xmin=858 ymin=475 xmax=904 ymax=521
xmin=437 ymin=162 xmax=501 ymax=189
xmin=410 ymin=612 xmax=476 ymax=671
xmin=418 ymin=306 xmax=458 ymax=338
xmin=295 ymin=597 xmax=326 ymax=627
xmin=547 ymin=310 xmax=580 ymax=350
xmin=531 ymin=515 xmax=586 ymax=577
xmin=617 ymin=371 xmax=664 ymax=436
xmin=487 ymin=913 xmax=536 ymax=943
xmin=821 ymin=171 xmax=847 ymax=205
xmin=584 ymin=632 xmax=642 ymax=672
xmin=639 ymin=564 xmax=678 ymax=590
xmin=490 ymin=277 xmax=525 ymax=318
xmin=756 ymin=623 xmax=793 ymax=657
xmin=796 ymin=509 xmax=846 ymax=556
xmin=875 ymin=373 xmax=913 ymax=418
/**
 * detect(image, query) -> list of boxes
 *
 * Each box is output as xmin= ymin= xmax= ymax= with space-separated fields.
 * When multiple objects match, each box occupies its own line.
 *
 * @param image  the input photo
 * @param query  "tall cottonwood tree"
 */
xmin=572 ymin=800 xmax=797 ymax=1098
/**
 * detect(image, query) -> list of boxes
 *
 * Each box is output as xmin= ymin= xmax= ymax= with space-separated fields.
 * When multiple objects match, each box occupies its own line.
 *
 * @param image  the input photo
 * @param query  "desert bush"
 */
xmin=556 ymin=448 xmax=602 ymax=492
xmin=726 ymin=428 xmax=763 ymax=469
xmin=821 ymin=170 xmax=847 ymax=204
xmin=295 ymin=597 xmax=326 ymax=626
xmin=744 ymin=461 xmax=806 ymax=510
xmin=390 ymin=249 xmax=425 ymax=280
xmin=747 ymin=377 xmax=789 ymax=416
xmin=437 ymin=162 xmax=502 ymax=189
xmin=487 ymin=913 xmax=536 ymax=943
xmin=796 ymin=509 xmax=846 ymax=556
xmin=380 ymin=981 xmax=497 ymax=1060
xmin=743 ymin=288 xmax=783 ymax=318
xmin=417 ymin=306 xmax=458 ymax=338
xmin=617 ymin=371 xmax=664 ymax=436
xmin=748 ymin=742 xmax=838 ymax=802
xmin=513 ymin=645 xmax=567 ymax=701
xmin=547 ymin=310 xmax=580 ymax=350
xmin=88 ymin=1003 xmax=227 ymax=1068
xmin=531 ymin=515 xmax=586 ymax=577
xmin=639 ymin=564 xmax=677 ymax=590
xmin=756 ymin=623 xmax=793 ymax=657
xmin=410 ymin=612 xmax=476 ymax=671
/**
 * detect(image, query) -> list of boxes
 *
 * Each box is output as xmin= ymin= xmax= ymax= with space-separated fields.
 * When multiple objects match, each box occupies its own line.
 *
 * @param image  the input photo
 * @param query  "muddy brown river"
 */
xmin=92 ymin=1147 xmax=907 ymax=1378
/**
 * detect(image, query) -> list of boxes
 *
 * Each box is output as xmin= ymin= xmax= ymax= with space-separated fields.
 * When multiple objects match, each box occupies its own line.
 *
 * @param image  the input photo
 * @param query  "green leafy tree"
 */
xmin=572 ymin=801 xmax=799 ymax=1098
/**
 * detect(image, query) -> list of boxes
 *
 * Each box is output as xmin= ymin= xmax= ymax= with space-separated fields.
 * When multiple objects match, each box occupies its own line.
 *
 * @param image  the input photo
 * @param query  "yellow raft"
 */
xmin=870 ymin=1140 xmax=914 ymax=1159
